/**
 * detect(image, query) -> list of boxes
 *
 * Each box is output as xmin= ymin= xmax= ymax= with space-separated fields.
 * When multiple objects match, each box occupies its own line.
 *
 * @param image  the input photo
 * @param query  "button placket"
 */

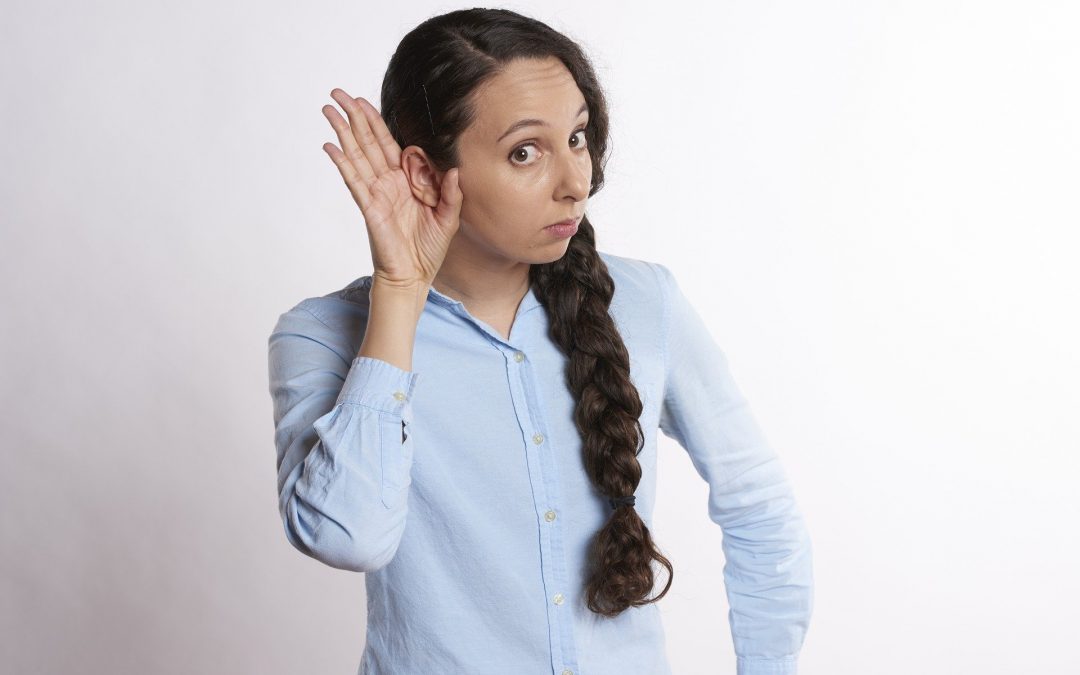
xmin=502 ymin=346 xmax=578 ymax=673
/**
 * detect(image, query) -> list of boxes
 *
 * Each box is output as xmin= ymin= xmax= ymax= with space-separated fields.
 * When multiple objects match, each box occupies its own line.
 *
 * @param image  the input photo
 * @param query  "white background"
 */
xmin=2 ymin=1 xmax=1078 ymax=673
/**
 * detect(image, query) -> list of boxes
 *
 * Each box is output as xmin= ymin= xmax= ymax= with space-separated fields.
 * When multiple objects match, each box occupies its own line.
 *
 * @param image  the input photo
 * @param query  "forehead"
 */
xmin=466 ymin=57 xmax=587 ymax=139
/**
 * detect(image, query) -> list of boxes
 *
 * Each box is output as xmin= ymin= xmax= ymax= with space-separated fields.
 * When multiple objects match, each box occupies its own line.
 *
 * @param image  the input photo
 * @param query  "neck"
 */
xmin=431 ymin=254 xmax=532 ymax=317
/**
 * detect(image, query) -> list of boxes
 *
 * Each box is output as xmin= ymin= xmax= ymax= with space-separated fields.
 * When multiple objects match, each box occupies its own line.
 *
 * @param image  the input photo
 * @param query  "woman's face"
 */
xmin=451 ymin=56 xmax=593 ymax=265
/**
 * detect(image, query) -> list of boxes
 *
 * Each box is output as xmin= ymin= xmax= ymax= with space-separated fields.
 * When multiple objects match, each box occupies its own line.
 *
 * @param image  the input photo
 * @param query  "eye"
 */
xmin=509 ymin=144 xmax=539 ymax=166
xmin=509 ymin=127 xmax=589 ymax=166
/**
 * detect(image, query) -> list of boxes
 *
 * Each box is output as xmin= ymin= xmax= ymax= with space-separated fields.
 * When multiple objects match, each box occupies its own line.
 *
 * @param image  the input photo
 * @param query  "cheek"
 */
xmin=578 ymin=151 xmax=593 ymax=179
xmin=458 ymin=170 xmax=504 ymax=221
xmin=461 ymin=164 xmax=558 ymax=229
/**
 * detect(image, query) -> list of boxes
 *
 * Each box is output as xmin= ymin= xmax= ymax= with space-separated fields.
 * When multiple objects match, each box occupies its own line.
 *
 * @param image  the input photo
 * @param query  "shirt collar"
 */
xmin=355 ymin=276 xmax=542 ymax=316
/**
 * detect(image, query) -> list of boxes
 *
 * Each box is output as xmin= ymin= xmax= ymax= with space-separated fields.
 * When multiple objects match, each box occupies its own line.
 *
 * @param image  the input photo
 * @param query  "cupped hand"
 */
xmin=321 ymin=88 xmax=462 ymax=290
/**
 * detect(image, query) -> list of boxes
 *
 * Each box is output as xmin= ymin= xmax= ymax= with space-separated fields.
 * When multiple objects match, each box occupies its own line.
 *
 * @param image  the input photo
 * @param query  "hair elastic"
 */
xmin=608 ymin=494 xmax=636 ymax=509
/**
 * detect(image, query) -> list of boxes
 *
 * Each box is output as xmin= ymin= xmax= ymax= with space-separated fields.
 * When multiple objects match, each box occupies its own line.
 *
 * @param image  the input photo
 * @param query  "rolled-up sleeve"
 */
xmin=267 ymin=300 xmax=420 ymax=573
xmin=650 ymin=262 xmax=814 ymax=675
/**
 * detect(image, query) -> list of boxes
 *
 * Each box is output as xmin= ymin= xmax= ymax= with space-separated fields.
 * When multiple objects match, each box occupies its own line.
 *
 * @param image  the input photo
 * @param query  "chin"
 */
xmin=524 ymin=242 xmax=574 ymax=266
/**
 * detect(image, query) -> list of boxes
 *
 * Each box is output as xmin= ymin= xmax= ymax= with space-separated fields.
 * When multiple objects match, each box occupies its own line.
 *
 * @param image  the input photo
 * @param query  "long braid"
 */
xmin=531 ymin=218 xmax=674 ymax=616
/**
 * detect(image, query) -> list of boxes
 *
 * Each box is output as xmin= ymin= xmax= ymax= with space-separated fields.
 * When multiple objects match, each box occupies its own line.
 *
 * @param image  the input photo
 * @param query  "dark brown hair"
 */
xmin=380 ymin=7 xmax=672 ymax=617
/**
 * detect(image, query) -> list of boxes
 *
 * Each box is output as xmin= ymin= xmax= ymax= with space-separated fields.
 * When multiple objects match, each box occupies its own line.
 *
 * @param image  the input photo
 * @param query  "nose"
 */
xmin=555 ymin=147 xmax=591 ymax=202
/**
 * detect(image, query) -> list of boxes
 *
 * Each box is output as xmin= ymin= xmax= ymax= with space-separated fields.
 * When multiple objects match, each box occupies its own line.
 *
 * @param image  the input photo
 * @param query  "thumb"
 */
xmin=434 ymin=168 xmax=462 ymax=225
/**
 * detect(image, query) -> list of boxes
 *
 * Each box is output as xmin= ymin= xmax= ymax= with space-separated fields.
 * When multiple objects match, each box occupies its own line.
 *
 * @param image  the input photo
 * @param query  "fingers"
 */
xmin=353 ymin=96 xmax=403 ymax=170
xmin=330 ymin=89 xmax=391 ymax=176
xmin=323 ymin=101 xmax=377 ymax=187
xmin=321 ymin=88 xmax=405 ymax=212
xmin=322 ymin=141 xmax=371 ymax=209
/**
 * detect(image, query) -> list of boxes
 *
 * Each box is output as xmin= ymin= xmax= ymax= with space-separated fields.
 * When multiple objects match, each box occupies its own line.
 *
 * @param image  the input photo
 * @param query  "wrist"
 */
xmin=369 ymin=278 xmax=428 ymax=321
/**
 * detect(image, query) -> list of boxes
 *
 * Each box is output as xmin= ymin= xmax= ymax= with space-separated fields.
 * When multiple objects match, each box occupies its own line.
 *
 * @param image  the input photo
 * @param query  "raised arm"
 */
xmin=267 ymin=84 xmax=462 ymax=572
xmin=267 ymin=300 xmax=420 ymax=572
xmin=651 ymin=262 xmax=814 ymax=675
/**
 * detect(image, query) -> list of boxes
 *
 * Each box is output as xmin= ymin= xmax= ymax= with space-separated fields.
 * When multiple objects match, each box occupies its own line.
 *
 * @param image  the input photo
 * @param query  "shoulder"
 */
xmin=597 ymin=249 xmax=673 ymax=308
xmin=268 ymin=276 xmax=374 ymax=361
xmin=596 ymin=249 xmax=675 ymax=346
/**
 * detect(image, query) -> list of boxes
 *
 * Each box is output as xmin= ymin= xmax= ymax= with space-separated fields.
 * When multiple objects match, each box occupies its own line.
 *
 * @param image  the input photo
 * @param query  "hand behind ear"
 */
xmin=321 ymin=88 xmax=463 ymax=289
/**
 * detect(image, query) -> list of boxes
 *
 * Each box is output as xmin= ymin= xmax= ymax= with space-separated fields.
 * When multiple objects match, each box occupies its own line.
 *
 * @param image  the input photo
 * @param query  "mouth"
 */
xmin=546 ymin=215 xmax=581 ymax=229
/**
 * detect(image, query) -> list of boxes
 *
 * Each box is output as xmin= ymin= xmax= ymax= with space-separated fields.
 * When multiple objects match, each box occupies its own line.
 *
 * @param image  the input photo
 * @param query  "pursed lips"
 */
xmin=547 ymin=215 xmax=581 ymax=228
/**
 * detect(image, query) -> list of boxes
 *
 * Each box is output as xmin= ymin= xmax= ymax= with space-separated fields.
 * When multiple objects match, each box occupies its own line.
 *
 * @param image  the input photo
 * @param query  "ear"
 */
xmin=400 ymin=146 xmax=444 ymax=209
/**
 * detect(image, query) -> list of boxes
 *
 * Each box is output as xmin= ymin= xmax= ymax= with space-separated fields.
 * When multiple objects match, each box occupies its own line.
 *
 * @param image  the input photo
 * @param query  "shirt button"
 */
xmin=392 ymin=390 xmax=406 ymax=401
xmin=553 ymin=592 xmax=564 ymax=605
xmin=513 ymin=351 xmax=525 ymax=362
xmin=562 ymin=670 xmax=574 ymax=675
xmin=544 ymin=509 xmax=556 ymax=522
xmin=532 ymin=433 xmax=544 ymax=445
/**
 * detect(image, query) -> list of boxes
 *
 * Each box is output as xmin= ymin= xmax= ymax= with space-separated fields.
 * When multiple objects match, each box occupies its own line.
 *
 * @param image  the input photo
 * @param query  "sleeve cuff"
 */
xmin=737 ymin=656 xmax=799 ymax=675
xmin=335 ymin=356 xmax=420 ymax=414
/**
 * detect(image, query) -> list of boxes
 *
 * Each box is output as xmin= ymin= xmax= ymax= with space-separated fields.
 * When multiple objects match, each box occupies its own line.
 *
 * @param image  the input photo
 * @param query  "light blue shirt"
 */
xmin=267 ymin=250 xmax=813 ymax=675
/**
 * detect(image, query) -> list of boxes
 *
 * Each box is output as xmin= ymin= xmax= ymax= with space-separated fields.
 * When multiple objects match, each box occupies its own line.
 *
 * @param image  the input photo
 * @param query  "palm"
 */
xmin=363 ymin=167 xmax=455 ymax=284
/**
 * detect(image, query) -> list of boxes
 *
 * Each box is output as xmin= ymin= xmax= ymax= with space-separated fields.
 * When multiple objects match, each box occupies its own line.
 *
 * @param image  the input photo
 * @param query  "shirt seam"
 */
xmin=293 ymin=302 xmax=357 ymax=369
xmin=296 ymin=302 xmax=333 ymax=330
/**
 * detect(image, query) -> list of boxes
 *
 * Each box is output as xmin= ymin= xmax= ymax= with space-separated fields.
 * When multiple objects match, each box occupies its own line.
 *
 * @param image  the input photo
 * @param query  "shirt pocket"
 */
xmin=379 ymin=411 xmax=414 ymax=509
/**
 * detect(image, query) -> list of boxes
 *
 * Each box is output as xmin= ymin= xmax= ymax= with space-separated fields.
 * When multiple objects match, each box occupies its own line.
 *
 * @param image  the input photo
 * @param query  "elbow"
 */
xmin=764 ymin=500 xmax=815 ymax=577
xmin=280 ymin=499 xmax=403 ymax=573
xmin=719 ymin=490 xmax=815 ymax=582
xmin=311 ymin=520 xmax=401 ymax=573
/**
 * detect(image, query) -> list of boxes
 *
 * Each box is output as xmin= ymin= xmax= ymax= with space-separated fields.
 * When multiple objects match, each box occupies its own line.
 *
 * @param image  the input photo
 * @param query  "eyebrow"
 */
xmin=496 ymin=102 xmax=589 ymax=143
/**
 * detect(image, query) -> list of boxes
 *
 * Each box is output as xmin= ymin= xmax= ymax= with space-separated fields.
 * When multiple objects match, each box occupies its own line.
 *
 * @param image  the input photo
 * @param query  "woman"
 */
xmin=267 ymin=8 xmax=813 ymax=675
